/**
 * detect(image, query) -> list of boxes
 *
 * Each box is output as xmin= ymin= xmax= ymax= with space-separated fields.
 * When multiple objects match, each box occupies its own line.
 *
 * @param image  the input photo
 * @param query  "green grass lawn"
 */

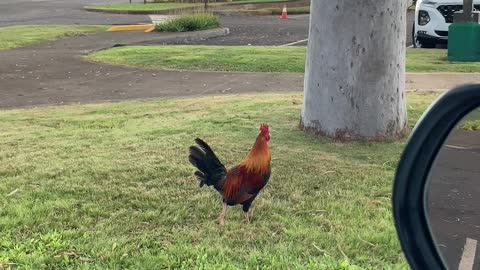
xmin=0 ymin=92 xmax=438 ymax=269
xmin=221 ymin=6 xmax=309 ymax=14
xmin=460 ymin=109 xmax=480 ymax=131
xmin=406 ymin=48 xmax=480 ymax=72
xmin=85 ymin=3 xmax=198 ymax=12
xmin=461 ymin=120 xmax=480 ymax=131
xmin=87 ymin=46 xmax=480 ymax=73
xmin=85 ymin=0 xmax=292 ymax=12
xmin=0 ymin=25 xmax=107 ymax=51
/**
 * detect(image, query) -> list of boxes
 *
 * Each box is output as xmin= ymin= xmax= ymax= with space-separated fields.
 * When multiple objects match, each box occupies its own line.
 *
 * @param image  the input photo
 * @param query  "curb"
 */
xmin=213 ymin=10 xmax=272 ymax=16
xmin=84 ymin=7 xmax=197 ymax=15
xmin=270 ymin=10 xmax=309 ymax=15
xmin=111 ymin=27 xmax=230 ymax=47
xmin=160 ymin=27 xmax=230 ymax=43
xmin=85 ymin=6 xmax=309 ymax=16
xmin=213 ymin=10 xmax=309 ymax=16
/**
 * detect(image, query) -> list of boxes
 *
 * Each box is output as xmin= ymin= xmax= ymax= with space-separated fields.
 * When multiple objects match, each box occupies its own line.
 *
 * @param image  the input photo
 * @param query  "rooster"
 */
xmin=188 ymin=124 xmax=271 ymax=225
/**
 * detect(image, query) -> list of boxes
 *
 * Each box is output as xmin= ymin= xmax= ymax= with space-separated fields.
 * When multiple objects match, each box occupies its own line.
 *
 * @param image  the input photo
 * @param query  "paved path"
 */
xmin=1 ymin=30 xmax=479 ymax=110
xmin=0 ymin=31 xmax=304 ymax=109
xmin=406 ymin=73 xmax=480 ymax=92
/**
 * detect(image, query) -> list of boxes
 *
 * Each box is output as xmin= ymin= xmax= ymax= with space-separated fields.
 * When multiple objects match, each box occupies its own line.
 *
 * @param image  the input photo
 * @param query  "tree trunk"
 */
xmin=300 ymin=0 xmax=408 ymax=141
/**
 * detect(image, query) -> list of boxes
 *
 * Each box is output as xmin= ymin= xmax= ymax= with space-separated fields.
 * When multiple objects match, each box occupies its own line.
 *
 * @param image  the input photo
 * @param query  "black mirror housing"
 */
xmin=393 ymin=84 xmax=480 ymax=270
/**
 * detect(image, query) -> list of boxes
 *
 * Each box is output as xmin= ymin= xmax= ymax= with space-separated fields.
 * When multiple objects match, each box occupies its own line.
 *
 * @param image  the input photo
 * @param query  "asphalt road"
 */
xmin=0 ymin=0 xmax=150 ymax=26
xmin=156 ymin=14 xmax=311 ymax=46
xmin=155 ymin=11 xmax=415 ymax=47
xmin=0 ymin=0 xmax=415 ymax=47
xmin=427 ymin=128 xmax=480 ymax=270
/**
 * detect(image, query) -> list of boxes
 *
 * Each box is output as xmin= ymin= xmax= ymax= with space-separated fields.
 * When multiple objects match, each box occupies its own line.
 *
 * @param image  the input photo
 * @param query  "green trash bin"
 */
xmin=448 ymin=22 xmax=480 ymax=62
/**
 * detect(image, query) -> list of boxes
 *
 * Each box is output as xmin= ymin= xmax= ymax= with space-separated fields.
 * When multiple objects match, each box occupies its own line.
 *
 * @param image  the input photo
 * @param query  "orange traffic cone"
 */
xmin=281 ymin=4 xmax=287 ymax=19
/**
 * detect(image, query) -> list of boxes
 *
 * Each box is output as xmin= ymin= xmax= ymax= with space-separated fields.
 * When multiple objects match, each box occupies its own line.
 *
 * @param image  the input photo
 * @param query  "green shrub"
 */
xmin=155 ymin=13 xmax=220 ymax=32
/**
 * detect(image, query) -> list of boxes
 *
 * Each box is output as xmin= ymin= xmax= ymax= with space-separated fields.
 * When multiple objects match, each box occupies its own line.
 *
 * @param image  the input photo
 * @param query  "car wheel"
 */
xmin=418 ymin=38 xmax=436 ymax=48
xmin=412 ymin=23 xmax=419 ymax=48
xmin=412 ymin=24 xmax=436 ymax=48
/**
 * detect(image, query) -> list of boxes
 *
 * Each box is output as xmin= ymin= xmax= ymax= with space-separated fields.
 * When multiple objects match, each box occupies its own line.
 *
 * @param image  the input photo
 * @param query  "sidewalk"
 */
xmin=406 ymin=73 xmax=480 ymax=91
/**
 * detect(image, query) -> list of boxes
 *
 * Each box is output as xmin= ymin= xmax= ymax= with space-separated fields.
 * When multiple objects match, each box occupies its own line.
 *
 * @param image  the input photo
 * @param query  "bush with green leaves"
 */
xmin=155 ymin=13 xmax=219 ymax=32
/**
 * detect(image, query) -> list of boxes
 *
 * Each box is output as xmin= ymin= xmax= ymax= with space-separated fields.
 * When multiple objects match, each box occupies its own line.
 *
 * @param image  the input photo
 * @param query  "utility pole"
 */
xmin=454 ymin=0 xmax=479 ymax=22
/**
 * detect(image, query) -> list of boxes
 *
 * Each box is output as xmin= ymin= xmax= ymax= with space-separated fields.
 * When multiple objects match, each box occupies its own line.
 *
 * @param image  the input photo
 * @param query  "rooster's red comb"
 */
xmin=259 ymin=124 xmax=269 ymax=133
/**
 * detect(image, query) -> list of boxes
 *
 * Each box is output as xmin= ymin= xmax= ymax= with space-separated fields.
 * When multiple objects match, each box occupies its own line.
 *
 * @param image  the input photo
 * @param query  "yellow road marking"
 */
xmin=107 ymin=24 xmax=154 ymax=32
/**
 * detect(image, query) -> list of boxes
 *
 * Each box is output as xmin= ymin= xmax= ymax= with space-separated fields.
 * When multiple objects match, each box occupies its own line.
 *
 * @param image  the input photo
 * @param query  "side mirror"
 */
xmin=393 ymin=84 xmax=480 ymax=269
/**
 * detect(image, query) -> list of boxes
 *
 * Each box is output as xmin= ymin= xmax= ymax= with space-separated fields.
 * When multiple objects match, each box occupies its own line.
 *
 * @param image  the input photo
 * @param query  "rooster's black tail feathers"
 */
xmin=189 ymin=138 xmax=227 ymax=190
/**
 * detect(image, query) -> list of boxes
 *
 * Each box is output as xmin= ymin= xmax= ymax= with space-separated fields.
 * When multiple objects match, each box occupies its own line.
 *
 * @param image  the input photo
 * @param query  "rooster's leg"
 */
xmin=242 ymin=201 xmax=252 ymax=224
xmin=243 ymin=211 xmax=250 ymax=224
xmin=217 ymin=202 xmax=227 ymax=225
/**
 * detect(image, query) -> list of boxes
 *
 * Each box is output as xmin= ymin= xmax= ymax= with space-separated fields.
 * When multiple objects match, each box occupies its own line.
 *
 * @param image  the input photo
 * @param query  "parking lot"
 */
xmin=0 ymin=0 xmax=415 ymax=47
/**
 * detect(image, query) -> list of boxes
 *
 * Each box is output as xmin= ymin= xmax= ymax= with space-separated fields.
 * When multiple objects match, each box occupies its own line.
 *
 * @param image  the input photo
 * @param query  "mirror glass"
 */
xmin=426 ymin=107 xmax=480 ymax=270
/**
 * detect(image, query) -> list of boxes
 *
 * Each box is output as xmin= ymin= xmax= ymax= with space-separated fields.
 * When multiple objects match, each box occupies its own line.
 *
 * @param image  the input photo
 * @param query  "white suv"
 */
xmin=413 ymin=0 xmax=480 ymax=48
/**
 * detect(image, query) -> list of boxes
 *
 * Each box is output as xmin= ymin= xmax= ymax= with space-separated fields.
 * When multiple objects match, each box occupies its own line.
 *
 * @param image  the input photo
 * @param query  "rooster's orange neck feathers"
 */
xmin=239 ymin=133 xmax=271 ymax=174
